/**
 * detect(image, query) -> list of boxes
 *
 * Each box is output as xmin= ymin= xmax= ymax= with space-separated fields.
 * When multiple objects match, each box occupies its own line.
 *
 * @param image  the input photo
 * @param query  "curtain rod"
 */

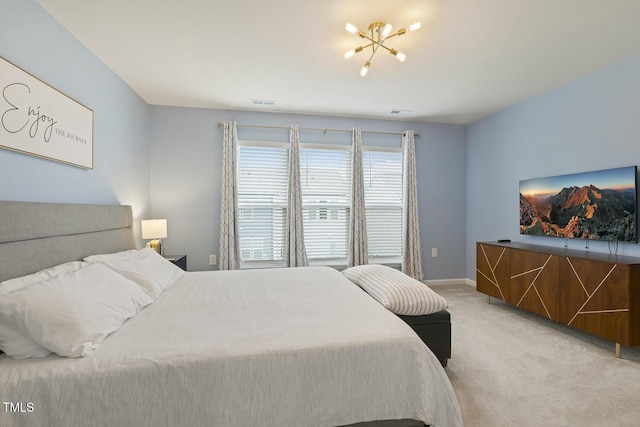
xmin=217 ymin=122 xmax=419 ymax=137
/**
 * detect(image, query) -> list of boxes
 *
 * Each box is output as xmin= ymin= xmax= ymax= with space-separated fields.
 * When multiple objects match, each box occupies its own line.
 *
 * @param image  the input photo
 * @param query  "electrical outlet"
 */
xmin=209 ymin=254 xmax=217 ymax=265
xmin=431 ymin=248 xmax=438 ymax=258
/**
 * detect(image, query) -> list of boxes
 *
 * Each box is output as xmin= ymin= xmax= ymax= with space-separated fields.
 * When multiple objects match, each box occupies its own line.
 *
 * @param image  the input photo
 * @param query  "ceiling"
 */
xmin=37 ymin=0 xmax=640 ymax=124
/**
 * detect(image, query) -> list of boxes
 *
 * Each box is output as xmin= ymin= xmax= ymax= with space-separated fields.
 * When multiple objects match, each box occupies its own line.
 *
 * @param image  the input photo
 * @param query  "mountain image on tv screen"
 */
xmin=519 ymin=166 xmax=638 ymax=242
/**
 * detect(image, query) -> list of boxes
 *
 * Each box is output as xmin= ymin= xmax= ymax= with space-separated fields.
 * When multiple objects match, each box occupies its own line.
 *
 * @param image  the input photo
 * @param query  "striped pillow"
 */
xmin=342 ymin=264 xmax=448 ymax=316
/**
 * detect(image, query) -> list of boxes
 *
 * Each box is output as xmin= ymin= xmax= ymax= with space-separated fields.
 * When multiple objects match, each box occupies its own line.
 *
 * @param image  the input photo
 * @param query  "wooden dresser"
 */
xmin=476 ymin=241 xmax=640 ymax=357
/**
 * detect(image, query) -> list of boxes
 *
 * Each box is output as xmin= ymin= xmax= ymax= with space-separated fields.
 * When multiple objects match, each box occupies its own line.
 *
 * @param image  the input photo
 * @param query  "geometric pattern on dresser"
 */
xmin=565 ymin=259 xmax=626 ymax=323
xmin=476 ymin=243 xmax=510 ymax=302
xmin=511 ymin=254 xmax=557 ymax=320
xmin=510 ymin=252 xmax=559 ymax=320
xmin=560 ymin=257 xmax=630 ymax=343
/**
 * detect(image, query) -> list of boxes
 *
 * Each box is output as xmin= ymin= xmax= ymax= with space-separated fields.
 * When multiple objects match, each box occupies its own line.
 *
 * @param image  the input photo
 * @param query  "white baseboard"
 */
xmin=424 ymin=278 xmax=465 ymax=286
xmin=424 ymin=278 xmax=476 ymax=288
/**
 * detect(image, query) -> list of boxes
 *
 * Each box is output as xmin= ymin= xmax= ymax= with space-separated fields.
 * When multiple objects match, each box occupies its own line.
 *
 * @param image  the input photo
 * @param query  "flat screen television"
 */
xmin=519 ymin=166 xmax=637 ymax=242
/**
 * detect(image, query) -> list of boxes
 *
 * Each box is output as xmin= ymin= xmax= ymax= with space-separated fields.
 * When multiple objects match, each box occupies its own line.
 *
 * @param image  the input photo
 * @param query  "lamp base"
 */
xmin=149 ymin=239 xmax=163 ymax=256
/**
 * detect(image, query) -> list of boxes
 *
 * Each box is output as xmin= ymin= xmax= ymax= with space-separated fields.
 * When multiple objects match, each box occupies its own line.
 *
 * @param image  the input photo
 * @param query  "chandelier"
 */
xmin=344 ymin=20 xmax=422 ymax=76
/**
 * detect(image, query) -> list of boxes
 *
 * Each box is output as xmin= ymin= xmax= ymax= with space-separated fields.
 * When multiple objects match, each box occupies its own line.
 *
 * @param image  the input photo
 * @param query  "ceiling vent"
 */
xmin=251 ymin=99 xmax=276 ymax=106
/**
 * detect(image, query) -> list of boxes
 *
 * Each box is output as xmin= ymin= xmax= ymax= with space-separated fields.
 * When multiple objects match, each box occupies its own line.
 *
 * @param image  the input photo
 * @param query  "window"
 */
xmin=236 ymin=141 xmax=403 ymax=267
xmin=300 ymin=147 xmax=351 ymax=262
xmin=237 ymin=143 xmax=288 ymax=265
xmin=363 ymin=149 xmax=403 ymax=260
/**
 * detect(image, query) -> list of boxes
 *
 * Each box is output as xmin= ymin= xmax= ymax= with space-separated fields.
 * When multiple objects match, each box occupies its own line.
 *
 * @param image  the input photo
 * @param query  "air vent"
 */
xmin=390 ymin=109 xmax=413 ymax=115
xmin=251 ymin=99 xmax=276 ymax=106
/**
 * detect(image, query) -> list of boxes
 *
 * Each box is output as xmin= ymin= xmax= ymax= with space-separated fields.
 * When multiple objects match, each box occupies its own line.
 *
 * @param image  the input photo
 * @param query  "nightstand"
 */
xmin=164 ymin=255 xmax=187 ymax=271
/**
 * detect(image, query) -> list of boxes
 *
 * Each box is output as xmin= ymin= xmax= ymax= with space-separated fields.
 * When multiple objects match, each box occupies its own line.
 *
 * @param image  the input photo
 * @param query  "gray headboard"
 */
xmin=0 ymin=201 xmax=137 ymax=282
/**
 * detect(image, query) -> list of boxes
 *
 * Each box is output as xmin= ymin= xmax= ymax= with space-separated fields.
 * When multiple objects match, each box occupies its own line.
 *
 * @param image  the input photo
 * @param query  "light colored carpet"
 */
xmin=434 ymin=283 xmax=640 ymax=427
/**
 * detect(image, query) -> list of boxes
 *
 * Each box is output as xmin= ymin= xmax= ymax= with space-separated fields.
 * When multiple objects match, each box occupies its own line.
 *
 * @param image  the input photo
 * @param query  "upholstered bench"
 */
xmin=398 ymin=310 xmax=451 ymax=367
xmin=341 ymin=264 xmax=452 ymax=368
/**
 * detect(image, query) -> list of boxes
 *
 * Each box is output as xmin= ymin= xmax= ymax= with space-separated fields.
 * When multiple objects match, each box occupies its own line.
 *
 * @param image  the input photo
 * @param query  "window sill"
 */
xmin=240 ymin=257 xmax=401 ymax=271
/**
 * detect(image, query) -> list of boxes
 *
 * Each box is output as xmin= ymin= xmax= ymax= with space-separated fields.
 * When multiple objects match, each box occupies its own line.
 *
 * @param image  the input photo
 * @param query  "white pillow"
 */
xmin=83 ymin=249 xmax=137 ymax=264
xmin=0 ymin=261 xmax=87 ymax=359
xmin=0 ymin=320 xmax=52 ymax=359
xmin=0 ymin=261 xmax=88 ymax=293
xmin=87 ymin=248 xmax=185 ymax=299
xmin=342 ymin=264 xmax=448 ymax=316
xmin=0 ymin=263 xmax=154 ymax=358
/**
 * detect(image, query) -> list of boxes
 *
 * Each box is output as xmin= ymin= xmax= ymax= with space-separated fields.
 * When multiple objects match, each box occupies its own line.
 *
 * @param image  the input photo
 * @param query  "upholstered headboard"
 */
xmin=0 ymin=201 xmax=136 ymax=282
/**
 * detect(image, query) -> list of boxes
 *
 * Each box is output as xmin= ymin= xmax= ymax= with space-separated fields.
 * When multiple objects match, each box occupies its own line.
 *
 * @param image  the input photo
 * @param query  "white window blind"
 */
xmin=236 ymin=141 xmax=403 ymax=267
xmin=300 ymin=147 xmax=352 ymax=261
xmin=237 ymin=144 xmax=288 ymax=264
xmin=363 ymin=149 xmax=403 ymax=259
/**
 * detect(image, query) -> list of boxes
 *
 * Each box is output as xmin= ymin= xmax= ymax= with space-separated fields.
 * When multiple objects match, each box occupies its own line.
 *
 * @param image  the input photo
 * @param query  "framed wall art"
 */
xmin=0 ymin=55 xmax=93 ymax=169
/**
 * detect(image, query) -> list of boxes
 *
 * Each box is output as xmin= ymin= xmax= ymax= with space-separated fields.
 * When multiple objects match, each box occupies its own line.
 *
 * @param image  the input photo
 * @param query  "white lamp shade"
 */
xmin=141 ymin=219 xmax=167 ymax=239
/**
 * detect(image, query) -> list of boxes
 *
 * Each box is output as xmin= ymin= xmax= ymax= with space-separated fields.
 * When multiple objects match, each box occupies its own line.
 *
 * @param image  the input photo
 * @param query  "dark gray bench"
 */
xmin=398 ymin=310 xmax=451 ymax=367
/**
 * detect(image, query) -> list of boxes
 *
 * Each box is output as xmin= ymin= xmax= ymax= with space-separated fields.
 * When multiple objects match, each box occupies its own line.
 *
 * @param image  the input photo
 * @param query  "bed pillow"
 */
xmin=0 ymin=261 xmax=88 ymax=293
xmin=0 ymin=263 xmax=154 ymax=358
xmin=342 ymin=264 xmax=448 ymax=316
xmin=0 ymin=261 xmax=88 ymax=359
xmin=87 ymin=248 xmax=185 ymax=298
xmin=0 ymin=320 xmax=52 ymax=359
xmin=83 ymin=249 xmax=137 ymax=264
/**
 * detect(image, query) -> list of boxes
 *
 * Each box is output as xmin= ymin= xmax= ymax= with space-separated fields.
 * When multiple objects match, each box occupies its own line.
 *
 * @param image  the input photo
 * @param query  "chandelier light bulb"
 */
xmin=408 ymin=22 xmax=422 ymax=32
xmin=345 ymin=23 xmax=358 ymax=35
xmin=389 ymin=48 xmax=406 ymax=62
xmin=360 ymin=62 xmax=370 ymax=77
xmin=382 ymin=23 xmax=393 ymax=38
xmin=345 ymin=46 xmax=363 ymax=59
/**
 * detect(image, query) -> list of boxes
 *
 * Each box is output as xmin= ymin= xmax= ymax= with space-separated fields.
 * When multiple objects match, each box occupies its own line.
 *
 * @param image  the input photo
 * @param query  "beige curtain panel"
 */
xmin=402 ymin=130 xmax=424 ymax=280
xmin=219 ymin=120 xmax=241 ymax=270
xmin=348 ymin=127 xmax=368 ymax=267
xmin=285 ymin=124 xmax=309 ymax=267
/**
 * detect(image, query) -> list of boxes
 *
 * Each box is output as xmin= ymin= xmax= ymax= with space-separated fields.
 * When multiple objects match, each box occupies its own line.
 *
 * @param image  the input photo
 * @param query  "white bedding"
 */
xmin=0 ymin=266 xmax=462 ymax=427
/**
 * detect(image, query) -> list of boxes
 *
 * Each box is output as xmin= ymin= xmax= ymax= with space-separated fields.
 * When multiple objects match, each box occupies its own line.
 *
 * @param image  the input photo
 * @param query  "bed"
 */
xmin=0 ymin=201 xmax=463 ymax=427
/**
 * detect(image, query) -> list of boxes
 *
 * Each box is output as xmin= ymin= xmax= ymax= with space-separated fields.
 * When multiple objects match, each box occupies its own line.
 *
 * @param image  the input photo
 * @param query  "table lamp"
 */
xmin=141 ymin=219 xmax=167 ymax=255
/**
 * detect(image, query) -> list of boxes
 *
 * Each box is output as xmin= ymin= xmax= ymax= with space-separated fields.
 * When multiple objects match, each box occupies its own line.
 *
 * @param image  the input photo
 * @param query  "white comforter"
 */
xmin=0 ymin=266 xmax=462 ymax=427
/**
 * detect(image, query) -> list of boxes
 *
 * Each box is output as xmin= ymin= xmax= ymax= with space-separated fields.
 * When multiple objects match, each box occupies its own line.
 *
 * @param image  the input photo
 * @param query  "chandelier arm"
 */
xmin=365 ymin=39 xmax=382 ymax=65
xmin=363 ymin=27 xmax=394 ymax=71
xmin=383 ymin=32 xmax=402 ymax=41
xmin=377 ymin=44 xmax=394 ymax=54
xmin=358 ymin=34 xmax=376 ymax=44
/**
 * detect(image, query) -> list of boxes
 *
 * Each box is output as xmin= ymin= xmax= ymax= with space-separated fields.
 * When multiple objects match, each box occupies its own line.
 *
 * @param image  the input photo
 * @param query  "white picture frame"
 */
xmin=0 ymin=56 xmax=94 ymax=169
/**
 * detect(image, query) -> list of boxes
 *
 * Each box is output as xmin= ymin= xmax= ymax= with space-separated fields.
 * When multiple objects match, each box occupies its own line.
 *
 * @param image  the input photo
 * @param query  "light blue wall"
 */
xmin=467 ymin=54 xmax=640 ymax=279
xmin=0 ymin=0 xmax=151 ymax=235
xmin=149 ymin=108 xmax=467 ymax=276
